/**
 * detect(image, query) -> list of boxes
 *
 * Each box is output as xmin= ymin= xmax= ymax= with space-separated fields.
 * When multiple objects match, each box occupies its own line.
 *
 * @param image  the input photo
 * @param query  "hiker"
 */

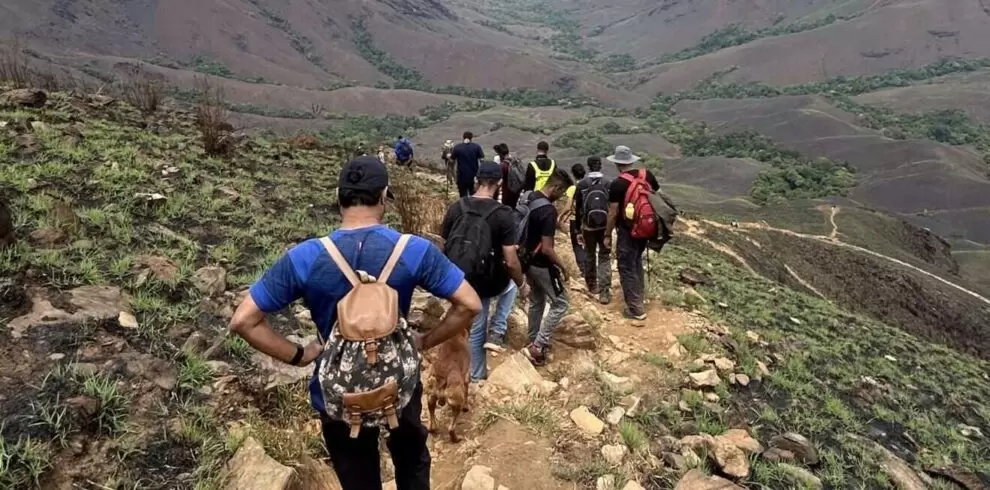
xmin=559 ymin=163 xmax=588 ymax=275
xmin=229 ymin=156 xmax=481 ymax=490
xmin=493 ymin=143 xmax=524 ymax=208
xmin=519 ymin=168 xmax=574 ymax=366
xmin=523 ymin=141 xmax=556 ymax=192
xmin=572 ymin=157 xmax=612 ymax=304
xmin=441 ymin=140 xmax=455 ymax=185
xmin=440 ymin=161 xmax=527 ymax=381
xmin=604 ymin=145 xmax=659 ymax=320
xmin=452 ymin=131 xmax=485 ymax=197
xmin=394 ymin=136 xmax=414 ymax=167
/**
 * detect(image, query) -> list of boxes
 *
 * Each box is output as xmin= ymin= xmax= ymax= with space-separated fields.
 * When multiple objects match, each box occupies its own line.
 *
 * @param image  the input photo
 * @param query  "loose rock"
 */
xmin=182 ymin=332 xmax=210 ymax=355
xmin=252 ymin=335 xmax=317 ymax=390
xmin=745 ymin=331 xmax=760 ymax=343
xmin=601 ymin=444 xmax=627 ymax=465
xmin=134 ymin=255 xmax=180 ymax=284
xmin=0 ymin=89 xmax=47 ymax=108
xmin=718 ymin=429 xmax=763 ymax=453
xmin=570 ymin=406 xmax=605 ymax=436
xmin=769 ymin=432 xmax=818 ymax=465
xmin=621 ymin=482 xmax=646 ymax=490
xmin=674 ymin=469 xmax=744 ymax=490
xmin=556 ymin=313 xmax=597 ymax=350
xmin=605 ymin=407 xmax=625 ymax=425
xmin=224 ymin=437 xmax=293 ymax=490
xmin=711 ymin=436 xmax=750 ymax=478
xmin=193 ymin=266 xmax=228 ymax=296
xmin=762 ymin=447 xmax=795 ymax=463
xmin=9 ymin=286 xmax=130 ymax=338
xmin=596 ymin=475 xmax=616 ymax=490
xmin=778 ymin=463 xmax=823 ymax=489
xmin=117 ymin=311 xmax=139 ymax=329
xmin=29 ymin=227 xmax=67 ymax=248
xmin=487 ymin=351 xmax=556 ymax=395
xmin=732 ymin=374 xmax=751 ymax=386
xmin=688 ymin=369 xmax=720 ymax=388
xmin=679 ymin=268 xmax=711 ymax=286
xmin=756 ymin=361 xmax=770 ymax=377
xmin=712 ymin=357 xmax=735 ymax=372
xmin=461 ymin=465 xmax=495 ymax=490
xmin=705 ymin=393 xmax=720 ymax=403
xmin=662 ymin=452 xmax=688 ymax=470
xmin=925 ymin=464 xmax=985 ymax=490
xmin=599 ymin=371 xmax=634 ymax=392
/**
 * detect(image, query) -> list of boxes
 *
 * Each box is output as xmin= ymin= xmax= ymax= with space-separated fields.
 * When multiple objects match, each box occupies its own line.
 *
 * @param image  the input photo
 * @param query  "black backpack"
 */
xmin=444 ymin=199 xmax=498 ymax=286
xmin=504 ymin=156 xmax=526 ymax=194
xmin=581 ymin=177 xmax=610 ymax=230
xmin=513 ymin=191 xmax=552 ymax=270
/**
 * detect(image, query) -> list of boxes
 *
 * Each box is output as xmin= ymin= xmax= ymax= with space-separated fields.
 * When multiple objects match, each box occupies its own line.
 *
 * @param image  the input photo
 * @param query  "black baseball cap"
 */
xmin=477 ymin=161 xmax=502 ymax=180
xmin=338 ymin=156 xmax=394 ymax=199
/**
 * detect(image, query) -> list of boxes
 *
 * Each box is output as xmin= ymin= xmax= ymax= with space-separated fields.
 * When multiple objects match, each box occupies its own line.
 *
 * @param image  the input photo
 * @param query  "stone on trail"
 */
xmin=556 ymin=313 xmax=597 ymax=350
xmin=605 ymin=406 xmax=625 ymax=425
xmin=193 ymin=265 xmax=228 ymax=296
xmin=601 ymin=444 xmax=627 ymax=465
xmin=769 ymin=432 xmax=819 ymax=465
xmin=718 ymin=429 xmax=763 ymax=454
xmin=599 ymin=370 xmax=634 ymax=392
xmin=461 ymin=465 xmax=495 ymax=490
xmin=778 ymin=463 xmax=823 ymax=490
xmin=570 ymin=406 xmax=605 ymax=436
xmin=711 ymin=436 xmax=750 ymax=478
xmin=252 ymin=335 xmax=318 ymax=390
xmin=224 ymin=437 xmax=293 ymax=490
xmin=687 ymin=369 xmax=720 ymax=388
xmin=674 ymin=469 xmax=744 ymax=490
xmin=117 ymin=311 xmax=139 ymax=329
xmin=486 ymin=351 xmax=556 ymax=395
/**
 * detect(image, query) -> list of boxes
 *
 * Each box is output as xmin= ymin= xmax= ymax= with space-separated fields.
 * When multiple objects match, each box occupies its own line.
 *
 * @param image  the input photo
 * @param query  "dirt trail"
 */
xmin=680 ymin=220 xmax=758 ymax=275
xmin=826 ymin=205 xmax=840 ymax=240
xmin=686 ymin=210 xmax=990 ymax=308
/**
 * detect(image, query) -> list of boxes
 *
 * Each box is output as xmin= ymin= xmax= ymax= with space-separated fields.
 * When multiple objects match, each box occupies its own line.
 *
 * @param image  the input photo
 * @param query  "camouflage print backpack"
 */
xmin=317 ymin=235 xmax=421 ymax=437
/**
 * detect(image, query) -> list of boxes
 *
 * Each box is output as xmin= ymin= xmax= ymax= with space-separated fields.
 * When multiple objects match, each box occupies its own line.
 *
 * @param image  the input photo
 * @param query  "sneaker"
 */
xmin=588 ymin=284 xmax=599 ymax=295
xmin=599 ymin=289 xmax=612 ymax=305
xmin=483 ymin=334 xmax=506 ymax=352
xmin=523 ymin=343 xmax=547 ymax=367
xmin=623 ymin=309 xmax=647 ymax=321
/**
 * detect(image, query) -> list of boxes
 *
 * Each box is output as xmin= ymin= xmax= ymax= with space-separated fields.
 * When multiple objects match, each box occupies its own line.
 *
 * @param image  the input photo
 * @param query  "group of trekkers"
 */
xmin=228 ymin=134 xmax=674 ymax=490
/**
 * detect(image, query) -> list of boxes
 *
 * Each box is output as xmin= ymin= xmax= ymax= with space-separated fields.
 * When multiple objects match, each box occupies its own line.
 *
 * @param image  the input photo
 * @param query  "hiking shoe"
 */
xmin=523 ymin=343 xmax=547 ymax=367
xmin=483 ymin=334 xmax=507 ymax=352
xmin=599 ymin=289 xmax=612 ymax=305
xmin=623 ymin=309 xmax=647 ymax=321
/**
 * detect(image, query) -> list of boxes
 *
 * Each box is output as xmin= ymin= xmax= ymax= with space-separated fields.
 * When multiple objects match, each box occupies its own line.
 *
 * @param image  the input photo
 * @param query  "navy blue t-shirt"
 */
xmin=249 ymin=224 xmax=465 ymax=414
xmin=452 ymin=142 xmax=484 ymax=184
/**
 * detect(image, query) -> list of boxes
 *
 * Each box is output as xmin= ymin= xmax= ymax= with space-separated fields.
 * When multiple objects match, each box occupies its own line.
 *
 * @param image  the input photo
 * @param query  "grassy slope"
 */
xmin=643 ymin=240 xmax=990 ymax=486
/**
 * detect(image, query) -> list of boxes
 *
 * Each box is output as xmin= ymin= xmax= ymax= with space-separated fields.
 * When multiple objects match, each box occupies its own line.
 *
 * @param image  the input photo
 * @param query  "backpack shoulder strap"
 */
xmin=619 ymin=172 xmax=636 ymax=184
xmin=320 ymin=237 xmax=360 ymax=287
xmin=379 ymin=234 xmax=411 ymax=284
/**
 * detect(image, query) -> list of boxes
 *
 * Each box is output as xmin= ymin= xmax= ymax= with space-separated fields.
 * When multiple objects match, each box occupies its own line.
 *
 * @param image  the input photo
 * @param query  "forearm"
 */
xmin=544 ymin=246 xmax=568 ymax=272
xmin=505 ymin=253 xmax=525 ymax=287
xmin=605 ymin=207 xmax=617 ymax=239
xmin=422 ymin=302 xmax=475 ymax=351
xmin=230 ymin=318 xmax=298 ymax=363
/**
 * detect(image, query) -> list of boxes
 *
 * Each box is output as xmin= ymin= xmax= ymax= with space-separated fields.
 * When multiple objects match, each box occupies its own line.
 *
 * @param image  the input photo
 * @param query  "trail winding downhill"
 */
xmin=680 ymin=207 xmax=990 ymax=308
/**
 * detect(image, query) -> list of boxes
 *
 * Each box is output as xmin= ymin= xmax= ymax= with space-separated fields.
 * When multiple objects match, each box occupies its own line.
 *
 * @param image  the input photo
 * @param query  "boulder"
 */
xmin=252 ymin=335 xmax=317 ymax=390
xmin=556 ymin=313 xmax=597 ymax=350
xmin=570 ymin=406 xmax=605 ymax=436
xmin=0 ymin=89 xmax=47 ymax=108
xmin=769 ymin=432 xmax=818 ymax=465
xmin=711 ymin=436 xmax=749 ymax=478
xmin=224 ymin=437 xmax=293 ymax=490
xmin=9 ymin=286 xmax=129 ymax=338
xmin=193 ymin=266 xmax=228 ymax=296
xmin=486 ymin=351 xmax=556 ymax=395
xmin=461 ymin=465 xmax=495 ymax=490
xmin=687 ymin=369 xmax=720 ymax=388
xmin=718 ymin=429 xmax=763 ymax=454
xmin=778 ymin=464 xmax=823 ymax=489
xmin=674 ymin=469 xmax=744 ymax=490
xmin=601 ymin=444 xmax=627 ymax=465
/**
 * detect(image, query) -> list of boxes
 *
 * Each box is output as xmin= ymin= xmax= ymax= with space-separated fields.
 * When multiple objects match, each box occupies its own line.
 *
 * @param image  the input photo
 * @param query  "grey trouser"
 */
xmin=526 ymin=265 xmax=570 ymax=348
xmin=581 ymin=228 xmax=611 ymax=293
xmin=616 ymin=225 xmax=647 ymax=316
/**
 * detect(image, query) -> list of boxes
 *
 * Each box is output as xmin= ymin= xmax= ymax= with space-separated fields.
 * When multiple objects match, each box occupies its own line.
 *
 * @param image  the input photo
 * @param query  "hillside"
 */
xmin=2 ymin=89 xmax=989 ymax=489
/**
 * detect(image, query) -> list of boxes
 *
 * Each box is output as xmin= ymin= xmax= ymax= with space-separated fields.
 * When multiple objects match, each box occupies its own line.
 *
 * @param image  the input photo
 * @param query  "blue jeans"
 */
xmin=469 ymin=281 xmax=519 ymax=381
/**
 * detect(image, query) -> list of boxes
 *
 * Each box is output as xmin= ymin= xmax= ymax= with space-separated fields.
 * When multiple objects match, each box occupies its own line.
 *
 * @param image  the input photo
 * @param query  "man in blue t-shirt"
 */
xmin=451 ymin=131 xmax=485 ymax=197
xmin=394 ymin=136 xmax=414 ymax=166
xmin=229 ymin=156 xmax=481 ymax=490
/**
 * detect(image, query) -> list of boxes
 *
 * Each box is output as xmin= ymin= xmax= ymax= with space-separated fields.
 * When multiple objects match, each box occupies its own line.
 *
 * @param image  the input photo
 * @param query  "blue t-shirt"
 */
xmin=394 ymin=139 xmax=414 ymax=161
xmin=452 ymin=141 xmax=485 ymax=183
xmin=248 ymin=224 xmax=465 ymax=414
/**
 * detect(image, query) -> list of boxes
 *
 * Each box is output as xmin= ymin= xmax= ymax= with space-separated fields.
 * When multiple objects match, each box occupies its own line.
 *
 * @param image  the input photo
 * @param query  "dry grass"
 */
xmin=194 ymin=77 xmax=234 ymax=157
xmin=389 ymin=169 xmax=447 ymax=236
xmin=120 ymin=73 xmax=166 ymax=115
xmin=0 ymin=39 xmax=32 ymax=88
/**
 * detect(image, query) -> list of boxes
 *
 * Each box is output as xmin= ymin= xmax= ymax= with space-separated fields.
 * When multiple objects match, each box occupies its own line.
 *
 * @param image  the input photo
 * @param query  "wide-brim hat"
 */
xmin=606 ymin=145 xmax=640 ymax=165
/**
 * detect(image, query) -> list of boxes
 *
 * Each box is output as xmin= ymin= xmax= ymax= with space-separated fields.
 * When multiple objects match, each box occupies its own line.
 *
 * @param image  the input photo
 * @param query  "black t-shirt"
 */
xmin=524 ymin=191 xmax=558 ymax=269
xmin=440 ymin=196 xmax=517 ymax=298
xmin=452 ymin=142 xmax=485 ymax=183
xmin=609 ymin=168 xmax=660 ymax=227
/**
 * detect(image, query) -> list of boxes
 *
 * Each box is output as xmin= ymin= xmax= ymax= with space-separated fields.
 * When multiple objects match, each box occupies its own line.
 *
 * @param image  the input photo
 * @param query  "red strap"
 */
xmin=620 ymin=172 xmax=641 ymax=209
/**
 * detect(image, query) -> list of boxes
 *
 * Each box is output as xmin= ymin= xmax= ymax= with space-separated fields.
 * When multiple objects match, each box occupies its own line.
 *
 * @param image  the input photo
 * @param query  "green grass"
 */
xmin=618 ymin=420 xmax=648 ymax=453
xmin=0 ymin=435 xmax=53 ymax=488
xmin=81 ymin=374 xmax=129 ymax=435
xmin=481 ymin=400 xmax=558 ymax=436
xmin=178 ymin=355 xmax=215 ymax=390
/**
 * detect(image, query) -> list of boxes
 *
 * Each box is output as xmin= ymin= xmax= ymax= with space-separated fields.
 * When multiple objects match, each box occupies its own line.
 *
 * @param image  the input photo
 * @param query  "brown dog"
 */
xmin=426 ymin=327 xmax=470 ymax=442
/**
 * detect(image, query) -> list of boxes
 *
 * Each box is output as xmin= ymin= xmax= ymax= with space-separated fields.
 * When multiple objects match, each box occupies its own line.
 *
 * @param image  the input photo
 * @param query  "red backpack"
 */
xmin=620 ymin=171 xmax=658 ymax=240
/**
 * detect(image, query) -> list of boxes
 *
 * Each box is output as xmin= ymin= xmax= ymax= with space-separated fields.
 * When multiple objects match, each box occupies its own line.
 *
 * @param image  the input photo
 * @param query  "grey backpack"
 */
xmin=317 ymin=235 xmax=421 ymax=437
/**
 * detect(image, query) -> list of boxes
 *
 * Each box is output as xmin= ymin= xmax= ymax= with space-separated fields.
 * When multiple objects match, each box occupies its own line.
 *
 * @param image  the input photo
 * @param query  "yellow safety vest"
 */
xmin=530 ymin=159 xmax=556 ymax=191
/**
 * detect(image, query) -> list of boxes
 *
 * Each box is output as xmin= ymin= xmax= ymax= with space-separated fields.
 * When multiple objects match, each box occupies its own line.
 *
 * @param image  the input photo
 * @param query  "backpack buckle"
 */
xmin=346 ymin=411 xmax=362 ymax=438
xmin=383 ymin=404 xmax=400 ymax=429
xmin=364 ymin=341 xmax=379 ymax=365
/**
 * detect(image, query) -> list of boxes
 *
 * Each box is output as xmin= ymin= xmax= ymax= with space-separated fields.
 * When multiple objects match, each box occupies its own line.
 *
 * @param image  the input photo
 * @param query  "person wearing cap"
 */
xmin=229 ymin=156 xmax=481 ymax=490
xmin=604 ymin=145 xmax=660 ymax=321
xmin=440 ymin=162 xmax=526 ymax=380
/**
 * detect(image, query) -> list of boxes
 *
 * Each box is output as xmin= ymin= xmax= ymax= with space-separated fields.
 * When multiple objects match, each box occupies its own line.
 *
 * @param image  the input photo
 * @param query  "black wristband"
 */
xmin=289 ymin=344 xmax=304 ymax=366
